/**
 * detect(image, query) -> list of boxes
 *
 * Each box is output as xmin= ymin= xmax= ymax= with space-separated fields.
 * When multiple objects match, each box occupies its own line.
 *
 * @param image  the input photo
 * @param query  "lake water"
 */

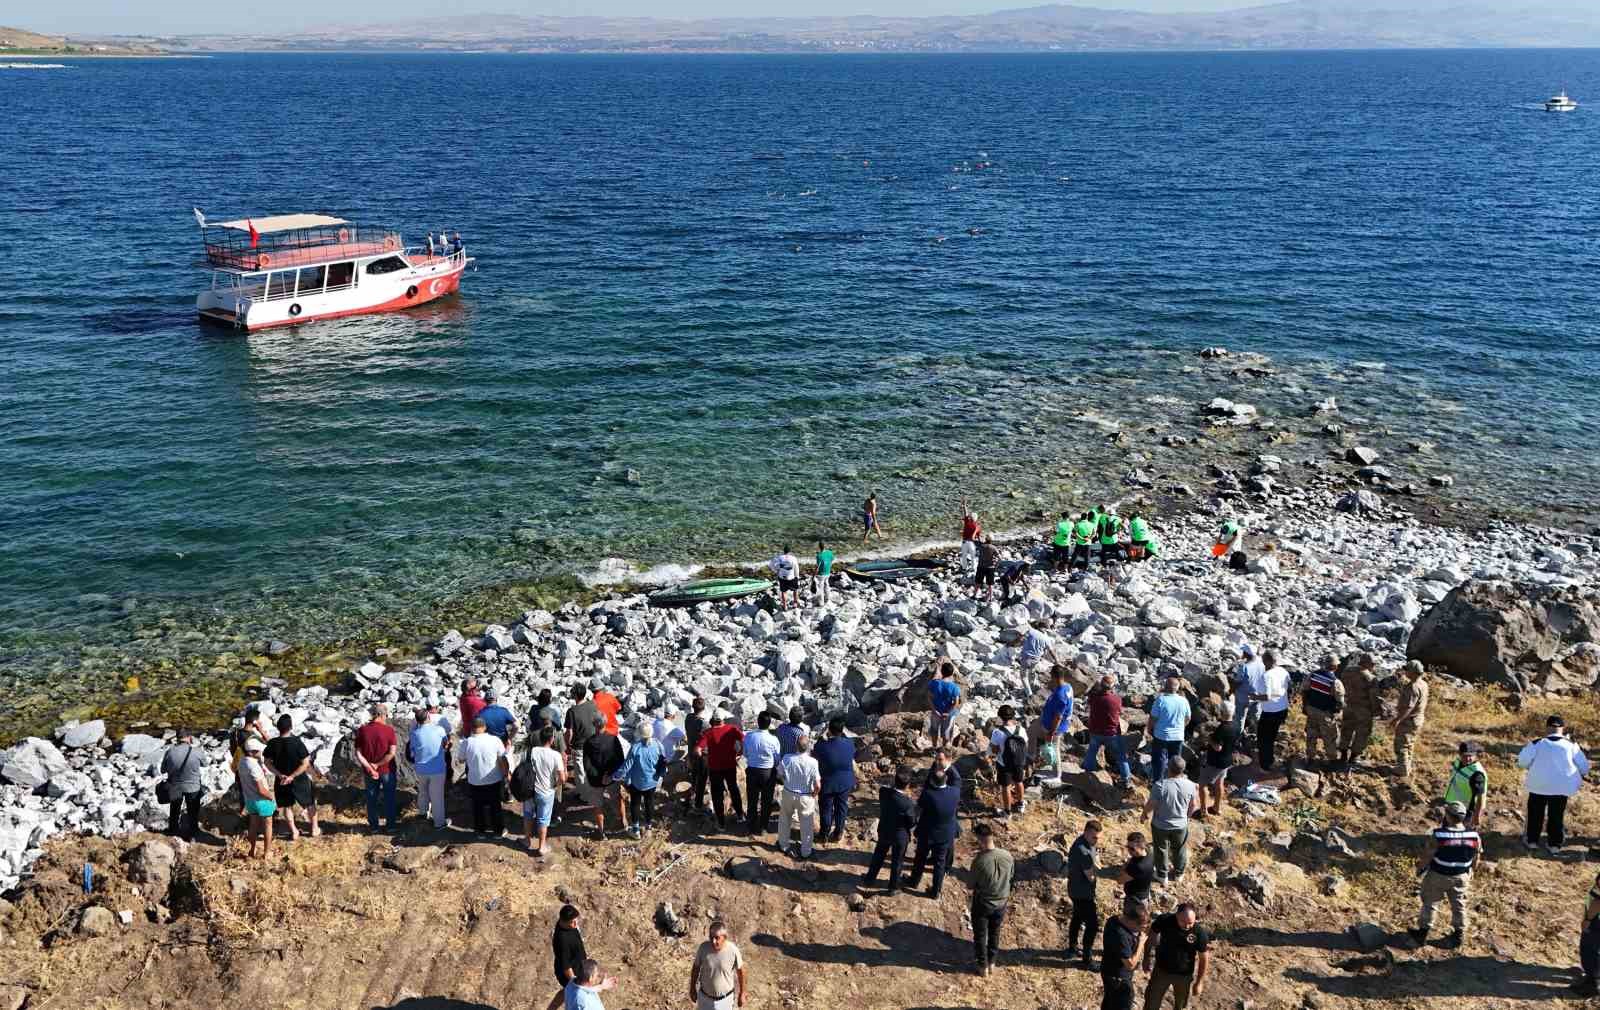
xmin=2 ymin=49 xmax=1597 ymax=730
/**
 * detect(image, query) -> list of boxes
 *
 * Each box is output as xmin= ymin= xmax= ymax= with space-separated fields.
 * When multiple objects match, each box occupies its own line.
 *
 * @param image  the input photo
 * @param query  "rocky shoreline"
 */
xmin=2 ymin=475 xmax=1597 ymax=893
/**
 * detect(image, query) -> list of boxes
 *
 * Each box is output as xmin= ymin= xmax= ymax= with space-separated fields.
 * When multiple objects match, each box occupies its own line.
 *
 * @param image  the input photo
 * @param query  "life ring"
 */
xmin=288 ymin=303 xmax=303 ymax=317
xmin=405 ymin=285 xmax=418 ymax=299
xmin=257 ymin=253 xmax=272 ymax=268
xmin=384 ymin=235 xmax=401 ymax=252
xmin=337 ymin=228 xmax=349 ymax=244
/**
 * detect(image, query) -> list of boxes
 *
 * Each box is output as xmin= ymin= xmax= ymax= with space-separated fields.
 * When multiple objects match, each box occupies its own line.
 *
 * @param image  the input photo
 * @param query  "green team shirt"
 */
xmin=1053 ymin=520 xmax=1072 ymax=547
xmin=815 ymin=550 xmax=835 ymax=576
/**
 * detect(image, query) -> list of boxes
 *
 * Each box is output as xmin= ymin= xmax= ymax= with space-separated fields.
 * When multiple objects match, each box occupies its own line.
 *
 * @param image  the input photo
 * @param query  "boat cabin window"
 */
xmin=211 ymin=272 xmax=239 ymax=290
xmin=267 ymin=271 xmax=296 ymax=299
xmin=365 ymin=256 xmax=408 ymax=276
xmin=326 ymin=261 xmax=355 ymax=289
xmin=296 ymin=266 xmax=327 ymax=294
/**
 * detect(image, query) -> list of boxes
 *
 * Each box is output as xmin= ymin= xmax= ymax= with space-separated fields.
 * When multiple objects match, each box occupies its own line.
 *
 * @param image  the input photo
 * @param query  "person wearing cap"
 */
xmin=1442 ymin=741 xmax=1487 ymax=830
xmin=237 ymin=736 xmax=277 ymax=859
xmin=1229 ymin=645 xmax=1264 ymax=738
xmin=591 ymin=676 xmax=623 ymax=737
xmin=480 ymin=688 xmax=518 ymax=744
xmin=654 ymin=705 xmax=686 ymax=765
xmin=1406 ymin=800 xmax=1480 ymax=949
xmin=697 ymin=711 xmax=746 ymax=831
xmin=1391 ymin=661 xmax=1430 ymax=780
xmin=617 ymin=719 xmax=666 ymax=837
xmin=778 ymin=730 xmax=821 ymax=859
xmin=1301 ymin=653 xmax=1346 ymax=768
xmin=354 ymin=703 xmax=399 ymax=832
xmin=969 ymin=820 xmax=1015 ymax=976
xmin=1338 ymin=653 xmax=1380 ymax=773
xmin=1518 ymin=715 xmax=1590 ymax=852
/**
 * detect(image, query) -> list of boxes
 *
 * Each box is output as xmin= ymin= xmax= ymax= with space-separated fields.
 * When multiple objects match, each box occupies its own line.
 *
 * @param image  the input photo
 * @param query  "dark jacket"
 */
xmin=876 ymin=785 xmax=918 ymax=839
xmin=915 ymin=783 xmax=960 ymax=843
xmin=1067 ymin=834 xmax=1099 ymax=900
xmin=581 ymin=733 xmax=624 ymax=787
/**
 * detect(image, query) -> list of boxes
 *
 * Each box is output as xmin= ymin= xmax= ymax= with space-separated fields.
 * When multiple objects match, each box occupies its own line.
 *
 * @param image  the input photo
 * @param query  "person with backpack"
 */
xmin=159 ymin=730 xmax=207 ymax=842
xmin=990 ymin=706 xmax=1028 ymax=818
xmin=517 ymin=724 xmax=567 ymax=856
xmin=1096 ymin=506 xmax=1125 ymax=575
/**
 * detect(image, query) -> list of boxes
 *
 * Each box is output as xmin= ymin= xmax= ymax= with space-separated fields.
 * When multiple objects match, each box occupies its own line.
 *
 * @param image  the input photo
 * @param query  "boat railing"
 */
xmin=403 ymin=247 xmax=469 ymax=268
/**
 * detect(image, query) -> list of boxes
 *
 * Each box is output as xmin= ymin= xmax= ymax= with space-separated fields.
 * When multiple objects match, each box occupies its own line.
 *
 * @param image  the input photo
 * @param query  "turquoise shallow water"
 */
xmin=2 ymin=49 xmax=1598 ymax=725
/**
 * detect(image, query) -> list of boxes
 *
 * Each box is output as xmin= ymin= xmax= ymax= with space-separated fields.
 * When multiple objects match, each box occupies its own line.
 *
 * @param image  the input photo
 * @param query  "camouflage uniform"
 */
xmin=1338 ymin=656 xmax=1379 ymax=768
xmin=1394 ymin=664 xmax=1430 ymax=779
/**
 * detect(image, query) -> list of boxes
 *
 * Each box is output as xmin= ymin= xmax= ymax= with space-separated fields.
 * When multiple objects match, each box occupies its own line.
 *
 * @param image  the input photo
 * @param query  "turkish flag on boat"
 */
xmin=247 ymin=220 xmax=260 ymax=248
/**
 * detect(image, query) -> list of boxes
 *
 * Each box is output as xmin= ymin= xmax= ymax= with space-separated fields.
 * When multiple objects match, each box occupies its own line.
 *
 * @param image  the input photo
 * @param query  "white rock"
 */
xmin=59 ymin=720 xmax=107 ymax=749
xmin=1140 ymin=599 xmax=1188 ymax=629
xmin=1 ymin=738 xmax=70 ymax=789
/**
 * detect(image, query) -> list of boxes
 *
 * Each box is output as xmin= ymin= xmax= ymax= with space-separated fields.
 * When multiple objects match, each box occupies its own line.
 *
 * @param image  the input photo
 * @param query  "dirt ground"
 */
xmin=3 ymin=686 xmax=1599 ymax=1010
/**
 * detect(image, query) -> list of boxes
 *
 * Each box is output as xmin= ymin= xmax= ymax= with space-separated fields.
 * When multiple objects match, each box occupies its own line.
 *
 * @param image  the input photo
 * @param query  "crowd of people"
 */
xmin=153 ymin=497 xmax=1600 ymax=1002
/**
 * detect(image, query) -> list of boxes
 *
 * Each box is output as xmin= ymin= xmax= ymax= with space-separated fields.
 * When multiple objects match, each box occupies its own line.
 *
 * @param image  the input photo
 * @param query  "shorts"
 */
xmin=275 ymin=776 xmax=315 ymax=808
xmin=580 ymin=780 xmax=619 ymax=808
xmin=1196 ymin=764 xmax=1229 ymax=787
xmin=246 ymin=797 xmax=277 ymax=818
xmin=862 ymin=513 xmax=876 ymax=532
xmin=975 ymin=567 xmax=996 ymax=588
xmin=1099 ymin=544 xmax=1124 ymax=564
xmin=1052 ymin=544 xmax=1071 ymax=563
xmin=524 ymin=790 xmax=556 ymax=827
xmin=997 ymin=766 xmax=1024 ymax=787
xmin=779 ymin=577 xmax=799 ymax=592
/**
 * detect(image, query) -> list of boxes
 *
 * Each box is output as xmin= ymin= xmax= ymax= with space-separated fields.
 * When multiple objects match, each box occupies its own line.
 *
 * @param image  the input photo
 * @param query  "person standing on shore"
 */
xmin=354 ymin=703 xmax=399 ymax=832
xmin=1518 ymin=715 xmax=1589 ymax=852
xmin=1251 ymin=652 xmax=1291 ymax=772
xmin=689 ymin=921 xmax=746 ymax=1010
xmin=969 ymin=821 xmax=1015 ymax=976
xmin=1102 ymin=900 xmax=1151 ymax=1010
xmin=459 ymin=678 xmax=486 ymax=739
xmin=1051 ymin=511 xmax=1073 ymax=573
xmin=959 ymin=501 xmax=982 ymax=574
xmin=160 ymin=730 xmax=207 ymax=842
xmin=581 ymin=714 xmax=627 ymax=838
xmin=1338 ymin=653 xmax=1379 ymax=772
xmin=778 ymin=730 xmax=821 ymax=859
xmin=1301 ymin=653 xmax=1345 ymax=768
xmin=1071 ymin=513 xmax=1096 ymax=575
xmin=815 ymin=717 xmax=857 ymax=843
xmin=1066 ymin=819 xmax=1103 ymax=968
xmin=1143 ymin=758 xmax=1199 ymax=887
xmin=409 ymin=705 xmax=451 ymax=829
xmin=238 ymin=737 xmax=276 ymax=859
xmin=264 ymin=713 xmax=319 ymax=841
xmin=546 ymin=904 xmax=588 ymax=1010
xmin=906 ymin=767 xmax=959 ymax=899
xmin=742 ymin=711 xmax=782 ymax=835
xmin=862 ymin=493 xmax=884 ymax=543
xmin=928 ymin=661 xmax=962 ymax=751
xmin=685 ymin=697 xmax=710 ymax=811
xmin=1148 ymin=678 xmax=1190 ymax=784
xmin=1407 ymin=801 xmax=1480 ymax=950
xmin=1085 ymin=675 xmax=1133 ymax=789
xmin=618 ymin=719 xmax=665 ymax=838
xmin=698 ymin=711 xmax=746 ymax=830
xmin=524 ymin=725 xmax=568 ymax=855
xmin=480 ymin=688 xmax=518 ymax=745
xmin=864 ymin=765 xmax=916 ymax=891
xmin=814 ymin=541 xmax=835 ymax=606
xmin=462 ymin=716 xmax=510 ymax=837
xmin=974 ymin=535 xmax=999 ymax=600
xmin=771 ymin=544 xmax=802 ymax=611
xmin=1142 ymin=902 xmax=1210 ymax=1010
xmin=567 ymin=684 xmax=600 ymax=754
xmin=1230 ymin=645 xmax=1264 ymax=738
xmin=1391 ymin=661 xmax=1430 ymax=781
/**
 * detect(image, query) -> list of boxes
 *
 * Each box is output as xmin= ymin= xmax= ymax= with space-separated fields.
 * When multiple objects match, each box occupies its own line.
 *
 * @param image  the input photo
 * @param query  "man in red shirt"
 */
xmin=458 ymin=677 xmax=486 ymax=738
xmin=696 ymin=711 xmax=746 ymax=830
xmin=353 ymin=703 xmax=399 ymax=831
xmin=1084 ymin=675 xmax=1132 ymax=789
xmin=590 ymin=676 xmax=622 ymax=737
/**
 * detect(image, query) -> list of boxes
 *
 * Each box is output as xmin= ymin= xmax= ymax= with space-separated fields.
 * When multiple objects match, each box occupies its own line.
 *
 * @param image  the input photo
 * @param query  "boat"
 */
xmin=195 ymin=213 xmax=472 ymax=330
xmin=1545 ymin=91 xmax=1579 ymax=113
xmin=647 ymin=577 xmax=773 ymax=608
xmin=843 ymin=558 xmax=948 ymax=582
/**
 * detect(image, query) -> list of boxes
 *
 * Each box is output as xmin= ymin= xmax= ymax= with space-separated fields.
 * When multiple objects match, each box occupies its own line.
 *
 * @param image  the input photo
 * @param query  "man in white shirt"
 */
xmin=1231 ymin=644 xmax=1265 ymax=736
xmin=522 ymin=725 xmax=568 ymax=857
xmin=655 ymin=705 xmax=687 ymax=765
xmin=461 ymin=717 xmax=509 ymax=837
xmin=1518 ymin=714 xmax=1591 ymax=852
xmin=1249 ymin=650 xmax=1291 ymax=772
xmin=777 ymin=731 xmax=822 ymax=859
xmin=743 ymin=711 xmax=783 ymax=836
xmin=771 ymin=546 xmax=802 ymax=611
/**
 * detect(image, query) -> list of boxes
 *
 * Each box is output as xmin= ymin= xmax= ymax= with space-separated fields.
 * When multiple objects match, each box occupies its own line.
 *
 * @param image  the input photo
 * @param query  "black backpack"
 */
xmin=509 ymin=753 xmax=537 ymax=802
xmin=1001 ymin=732 xmax=1028 ymax=775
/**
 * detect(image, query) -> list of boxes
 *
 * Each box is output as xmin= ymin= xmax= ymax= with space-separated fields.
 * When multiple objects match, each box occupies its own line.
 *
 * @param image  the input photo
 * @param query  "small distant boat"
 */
xmin=843 ymin=558 xmax=947 ymax=582
xmin=648 ymin=577 xmax=772 ymax=608
xmin=1545 ymin=91 xmax=1578 ymax=112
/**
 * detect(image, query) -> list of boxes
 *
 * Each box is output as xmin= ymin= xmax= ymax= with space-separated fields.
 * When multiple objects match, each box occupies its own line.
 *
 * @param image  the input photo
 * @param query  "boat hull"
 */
xmin=197 ymin=258 xmax=467 ymax=331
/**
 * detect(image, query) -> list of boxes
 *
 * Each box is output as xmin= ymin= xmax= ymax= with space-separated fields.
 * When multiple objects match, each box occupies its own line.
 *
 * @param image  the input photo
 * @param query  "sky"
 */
xmin=10 ymin=0 xmax=1259 ymax=37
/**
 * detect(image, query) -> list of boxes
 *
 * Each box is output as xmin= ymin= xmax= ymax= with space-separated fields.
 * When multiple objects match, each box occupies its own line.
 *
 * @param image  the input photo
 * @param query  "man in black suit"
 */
xmin=906 ymin=768 xmax=961 ymax=899
xmin=864 ymin=766 xmax=918 ymax=892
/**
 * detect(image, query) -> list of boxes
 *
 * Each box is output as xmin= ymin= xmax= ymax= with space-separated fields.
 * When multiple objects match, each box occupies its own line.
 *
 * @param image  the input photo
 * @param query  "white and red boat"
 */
xmin=195 ymin=212 xmax=472 ymax=330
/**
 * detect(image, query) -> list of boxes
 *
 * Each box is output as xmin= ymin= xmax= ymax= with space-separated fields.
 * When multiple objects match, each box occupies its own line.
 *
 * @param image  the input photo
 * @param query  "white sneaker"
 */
xmin=1018 ymin=800 xmax=1029 ymax=814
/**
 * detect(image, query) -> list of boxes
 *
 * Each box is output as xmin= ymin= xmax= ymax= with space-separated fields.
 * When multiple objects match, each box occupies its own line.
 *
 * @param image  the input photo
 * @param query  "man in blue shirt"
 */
xmin=479 ymin=688 xmax=518 ymax=744
xmin=407 ymin=705 xmax=451 ymax=829
xmin=563 ymin=958 xmax=616 ymax=1010
xmin=1033 ymin=668 xmax=1075 ymax=780
xmin=928 ymin=661 xmax=962 ymax=750
xmin=743 ymin=711 xmax=783 ymax=835
xmin=814 ymin=717 xmax=857 ymax=843
xmin=1148 ymin=678 xmax=1191 ymax=784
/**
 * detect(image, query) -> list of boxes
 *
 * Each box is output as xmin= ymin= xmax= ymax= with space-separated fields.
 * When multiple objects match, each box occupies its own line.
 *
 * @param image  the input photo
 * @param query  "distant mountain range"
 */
xmin=73 ymin=2 xmax=1600 ymax=54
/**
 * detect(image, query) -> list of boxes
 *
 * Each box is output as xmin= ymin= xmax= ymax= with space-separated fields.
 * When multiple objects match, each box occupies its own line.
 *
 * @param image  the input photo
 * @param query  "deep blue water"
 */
xmin=2 ymin=50 xmax=1598 ymax=722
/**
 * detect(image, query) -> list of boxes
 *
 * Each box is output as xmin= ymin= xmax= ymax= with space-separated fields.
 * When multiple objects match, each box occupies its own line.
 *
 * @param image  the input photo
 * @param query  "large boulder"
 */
xmin=125 ymin=839 xmax=177 ymax=896
xmin=59 ymin=720 xmax=107 ymax=749
xmin=1407 ymin=580 xmax=1600 ymax=692
xmin=1 ymin=738 xmax=70 ymax=789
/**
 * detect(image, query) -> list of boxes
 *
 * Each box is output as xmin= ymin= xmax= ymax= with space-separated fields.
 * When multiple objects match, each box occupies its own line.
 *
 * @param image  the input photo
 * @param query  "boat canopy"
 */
xmin=201 ymin=217 xmax=401 ymax=273
xmin=215 ymin=213 xmax=348 ymax=233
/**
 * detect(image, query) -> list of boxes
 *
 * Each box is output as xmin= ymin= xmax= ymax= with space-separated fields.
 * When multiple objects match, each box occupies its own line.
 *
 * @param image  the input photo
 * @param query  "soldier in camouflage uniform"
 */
xmin=1301 ymin=653 xmax=1346 ymax=767
xmin=1392 ymin=660 xmax=1430 ymax=780
xmin=1338 ymin=653 xmax=1379 ymax=773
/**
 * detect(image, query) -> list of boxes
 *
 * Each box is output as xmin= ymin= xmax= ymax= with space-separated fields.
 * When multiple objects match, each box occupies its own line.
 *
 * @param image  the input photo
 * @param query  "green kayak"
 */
xmin=843 ymin=558 xmax=948 ymax=582
xmin=648 ymin=577 xmax=773 ymax=608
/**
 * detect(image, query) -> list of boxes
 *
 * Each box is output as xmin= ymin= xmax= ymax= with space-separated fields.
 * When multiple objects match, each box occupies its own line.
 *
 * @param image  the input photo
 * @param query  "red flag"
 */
xmin=247 ymin=219 xmax=260 ymax=248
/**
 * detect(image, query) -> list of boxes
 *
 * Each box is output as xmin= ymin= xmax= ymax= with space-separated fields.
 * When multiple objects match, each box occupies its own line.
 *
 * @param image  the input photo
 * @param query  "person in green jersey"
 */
xmin=1051 ymin=511 xmax=1074 ymax=573
xmin=1071 ymin=513 xmax=1096 ymax=574
xmin=1128 ymin=514 xmax=1158 ymax=562
xmin=814 ymin=541 xmax=836 ymax=606
xmin=1097 ymin=507 xmax=1124 ymax=569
